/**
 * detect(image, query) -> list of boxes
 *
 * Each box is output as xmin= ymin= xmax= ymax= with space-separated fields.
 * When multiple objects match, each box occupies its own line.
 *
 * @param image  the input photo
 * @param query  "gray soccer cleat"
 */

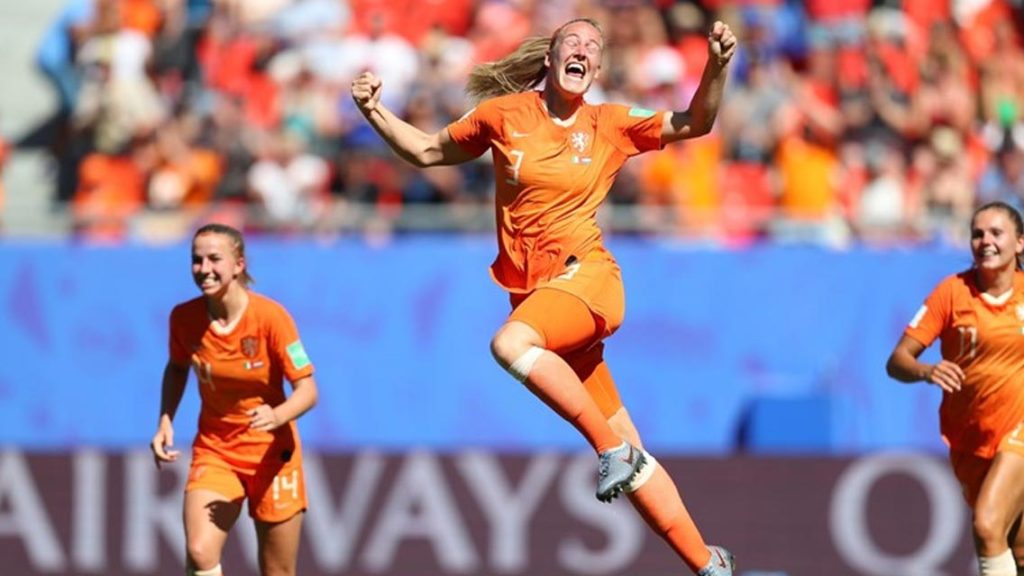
xmin=696 ymin=545 xmax=736 ymax=576
xmin=595 ymin=441 xmax=646 ymax=502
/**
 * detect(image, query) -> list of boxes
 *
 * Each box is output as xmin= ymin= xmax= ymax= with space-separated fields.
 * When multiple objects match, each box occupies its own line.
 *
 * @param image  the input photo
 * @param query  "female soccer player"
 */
xmin=150 ymin=223 xmax=319 ymax=576
xmin=352 ymin=17 xmax=737 ymax=576
xmin=887 ymin=201 xmax=1024 ymax=576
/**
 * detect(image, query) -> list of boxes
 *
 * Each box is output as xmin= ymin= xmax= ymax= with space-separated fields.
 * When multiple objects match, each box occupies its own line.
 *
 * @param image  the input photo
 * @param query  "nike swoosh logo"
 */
xmin=714 ymin=549 xmax=728 ymax=568
xmin=619 ymin=446 xmax=635 ymax=464
xmin=511 ymin=131 xmax=530 ymax=138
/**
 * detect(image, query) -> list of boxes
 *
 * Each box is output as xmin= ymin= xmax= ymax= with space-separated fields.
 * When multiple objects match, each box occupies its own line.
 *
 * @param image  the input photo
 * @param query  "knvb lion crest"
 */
xmin=241 ymin=337 xmax=259 ymax=358
xmin=570 ymin=131 xmax=589 ymax=153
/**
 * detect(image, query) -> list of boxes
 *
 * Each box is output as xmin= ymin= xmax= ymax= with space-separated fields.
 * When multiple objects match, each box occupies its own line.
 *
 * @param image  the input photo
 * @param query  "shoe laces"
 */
xmin=597 ymin=452 xmax=611 ymax=479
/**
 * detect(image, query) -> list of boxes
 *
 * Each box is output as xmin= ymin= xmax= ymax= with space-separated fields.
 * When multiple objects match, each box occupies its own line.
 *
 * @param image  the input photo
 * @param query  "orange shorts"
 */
xmin=532 ymin=251 xmax=625 ymax=339
xmin=187 ymin=450 xmax=307 ymax=523
xmin=509 ymin=285 xmax=624 ymax=419
xmin=949 ymin=421 xmax=1024 ymax=507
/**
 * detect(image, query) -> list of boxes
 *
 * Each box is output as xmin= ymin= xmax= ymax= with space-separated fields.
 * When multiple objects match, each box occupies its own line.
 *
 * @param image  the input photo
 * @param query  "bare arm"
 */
xmin=886 ymin=334 xmax=964 ymax=393
xmin=249 ymin=375 xmax=319 ymax=432
xmin=662 ymin=21 xmax=737 ymax=145
xmin=351 ymin=72 xmax=478 ymax=168
xmin=150 ymin=361 xmax=189 ymax=468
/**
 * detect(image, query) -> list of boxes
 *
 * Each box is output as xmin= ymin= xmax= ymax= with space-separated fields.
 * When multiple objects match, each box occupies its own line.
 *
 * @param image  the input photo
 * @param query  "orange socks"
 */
xmin=524 ymin=350 xmax=623 ymax=453
xmin=628 ymin=466 xmax=711 ymax=572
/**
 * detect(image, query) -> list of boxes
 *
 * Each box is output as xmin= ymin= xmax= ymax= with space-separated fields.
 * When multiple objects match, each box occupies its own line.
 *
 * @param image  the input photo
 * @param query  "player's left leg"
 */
xmin=607 ymin=405 xmax=732 ymax=575
xmin=570 ymin=347 xmax=732 ymax=575
xmin=254 ymin=513 xmax=303 ymax=576
xmin=1007 ymin=514 xmax=1024 ymax=575
xmin=184 ymin=457 xmax=246 ymax=575
xmin=974 ymin=449 xmax=1024 ymax=576
xmin=248 ymin=457 xmax=308 ymax=576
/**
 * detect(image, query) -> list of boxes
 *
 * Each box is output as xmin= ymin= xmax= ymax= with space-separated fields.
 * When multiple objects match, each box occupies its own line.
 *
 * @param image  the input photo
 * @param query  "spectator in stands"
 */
xmin=246 ymin=129 xmax=330 ymax=229
xmin=35 ymin=0 xmax=96 ymax=118
xmin=978 ymin=135 xmax=1024 ymax=211
xmin=887 ymin=201 xmax=1024 ymax=576
xmin=71 ymin=126 xmax=155 ymax=242
xmin=852 ymin=139 xmax=918 ymax=244
xmin=74 ymin=0 xmax=165 ymax=154
xmin=917 ymin=125 xmax=976 ymax=244
xmin=352 ymin=16 xmax=738 ymax=576
xmin=27 ymin=0 xmax=1024 ymax=245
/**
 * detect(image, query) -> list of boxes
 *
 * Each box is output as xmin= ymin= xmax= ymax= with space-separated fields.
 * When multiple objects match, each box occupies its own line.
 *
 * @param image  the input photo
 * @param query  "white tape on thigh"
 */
xmin=507 ymin=346 xmax=545 ymax=382
xmin=624 ymin=450 xmax=658 ymax=493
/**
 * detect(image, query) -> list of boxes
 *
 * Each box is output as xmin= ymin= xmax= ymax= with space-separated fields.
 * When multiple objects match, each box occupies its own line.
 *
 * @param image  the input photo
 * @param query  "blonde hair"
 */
xmin=465 ymin=18 xmax=604 ymax=102
xmin=194 ymin=223 xmax=254 ymax=287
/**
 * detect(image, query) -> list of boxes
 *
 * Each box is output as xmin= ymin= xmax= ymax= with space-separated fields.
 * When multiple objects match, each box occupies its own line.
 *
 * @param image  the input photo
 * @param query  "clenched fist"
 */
xmin=707 ymin=21 xmax=738 ymax=69
xmin=351 ymin=71 xmax=383 ymax=115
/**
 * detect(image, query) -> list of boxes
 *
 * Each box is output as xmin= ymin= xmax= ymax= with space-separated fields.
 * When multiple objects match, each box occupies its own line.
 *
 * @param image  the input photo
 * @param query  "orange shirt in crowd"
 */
xmin=169 ymin=293 xmax=314 ymax=470
xmin=72 ymin=152 xmax=147 ymax=240
xmin=638 ymin=135 xmax=722 ymax=237
xmin=447 ymin=91 xmax=664 ymax=292
xmin=119 ymin=0 xmax=162 ymax=37
xmin=905 ymin=270 xmax=1024 ymax=458
xmin=776 ymin=132 xmax=840 ymax=221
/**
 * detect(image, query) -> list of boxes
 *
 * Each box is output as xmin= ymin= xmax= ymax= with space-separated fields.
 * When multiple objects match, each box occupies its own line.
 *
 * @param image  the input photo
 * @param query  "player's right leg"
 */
xmin=184 ymin=489 xmax=242 ymax=575
xmin=184 ymin=459 xmax=246 ymax=575
xmin=492 ymin=289 xmax=628 ymax=463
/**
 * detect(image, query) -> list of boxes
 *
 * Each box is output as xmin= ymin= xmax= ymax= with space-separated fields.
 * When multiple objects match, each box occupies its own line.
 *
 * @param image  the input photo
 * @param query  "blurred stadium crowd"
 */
xmin=9 ymin=0 xmax=1024 ymax=245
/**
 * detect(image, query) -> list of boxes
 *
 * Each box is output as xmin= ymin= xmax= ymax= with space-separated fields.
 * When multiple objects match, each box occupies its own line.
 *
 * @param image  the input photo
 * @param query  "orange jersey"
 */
xmin=169 ymin=293 xmax=314 ymax=469
xmin=447 ymin=91 xmax=664 ymax=292
xmin=905 ymin=270 xmax=1024 ymax=458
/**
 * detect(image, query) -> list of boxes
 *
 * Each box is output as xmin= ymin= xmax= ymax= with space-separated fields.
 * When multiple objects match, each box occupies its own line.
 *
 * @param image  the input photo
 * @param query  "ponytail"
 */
xmin=465 ymin=18 xmax=605 ymax=103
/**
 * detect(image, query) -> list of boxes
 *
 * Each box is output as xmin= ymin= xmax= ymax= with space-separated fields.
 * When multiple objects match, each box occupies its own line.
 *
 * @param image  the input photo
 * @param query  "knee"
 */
xmin=490 ymin=323 xmax=542 ymax=368
xmin=973 ymin=504 xmax=1010 ymax=546
xmin=185 ymin=538 xmax=221 ymax=573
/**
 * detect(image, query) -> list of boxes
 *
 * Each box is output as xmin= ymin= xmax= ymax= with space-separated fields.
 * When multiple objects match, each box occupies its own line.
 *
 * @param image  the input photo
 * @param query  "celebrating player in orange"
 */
xmin=352 ymin=17 xmax=737 ymax=576
xmin=887 ymin=201 xmax=1024 ymax=576
xmin=150 ymin=223 xmax=319 ymax=576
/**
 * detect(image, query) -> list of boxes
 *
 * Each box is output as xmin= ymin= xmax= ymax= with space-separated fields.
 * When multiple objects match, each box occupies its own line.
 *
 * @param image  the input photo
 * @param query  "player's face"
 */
xmin=971 ymin=208 xmax=1024 ymax=271
xmin=191 ymin=232 xmax=245 ymax=297
xmin=546 ymin=21 xmax=603 ymax=98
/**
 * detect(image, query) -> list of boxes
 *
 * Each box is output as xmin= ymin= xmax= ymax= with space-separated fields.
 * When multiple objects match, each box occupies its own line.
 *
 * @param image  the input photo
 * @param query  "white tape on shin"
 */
xmin=507 ymin=346 xmax=545 ymax=383
xmin=623 ymin=450 xmax=658 ymax=493
xmin=190 ymin=565 xmax=223 ymax=576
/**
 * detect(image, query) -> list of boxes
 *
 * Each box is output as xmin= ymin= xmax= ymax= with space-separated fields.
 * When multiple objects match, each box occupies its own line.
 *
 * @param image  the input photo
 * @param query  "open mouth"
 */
xmin=565 ymin=62 xmax=586 ymax=79
xmin=976 ymin=249 xmax=1000 ymax=262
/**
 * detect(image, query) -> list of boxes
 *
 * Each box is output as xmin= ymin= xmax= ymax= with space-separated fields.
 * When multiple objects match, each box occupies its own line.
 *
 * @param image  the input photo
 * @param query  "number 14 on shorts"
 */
xmin=272 ymin=470 xmax=299 ymax=502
